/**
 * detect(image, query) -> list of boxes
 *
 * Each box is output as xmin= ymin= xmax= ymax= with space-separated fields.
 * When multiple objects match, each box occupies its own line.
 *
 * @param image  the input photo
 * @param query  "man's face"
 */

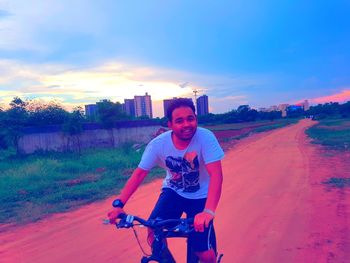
xmin=168 ymin=106 xmax=197 ymax=141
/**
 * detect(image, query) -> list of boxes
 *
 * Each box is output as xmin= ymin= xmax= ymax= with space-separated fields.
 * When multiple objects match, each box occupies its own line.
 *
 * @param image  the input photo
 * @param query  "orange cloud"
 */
xmin=311 ymin=89 xmax=350 ymax=104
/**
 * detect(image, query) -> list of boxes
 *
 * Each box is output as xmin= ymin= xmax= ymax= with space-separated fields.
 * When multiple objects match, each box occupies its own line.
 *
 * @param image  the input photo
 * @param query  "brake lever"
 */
xmin=116 ymin=215 xmax=135 ymax=229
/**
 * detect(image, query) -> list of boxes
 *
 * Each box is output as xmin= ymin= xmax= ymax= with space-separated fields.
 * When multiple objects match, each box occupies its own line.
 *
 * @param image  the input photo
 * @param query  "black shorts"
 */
xmin=149 ymin=188 xmax=216 ymax=253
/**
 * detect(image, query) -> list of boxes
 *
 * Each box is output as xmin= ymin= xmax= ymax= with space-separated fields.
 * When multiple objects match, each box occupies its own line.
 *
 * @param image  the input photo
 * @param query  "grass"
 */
xmin=253 ymin=119 xmax=299 ymax=133
xmin=0 ymin=147 xmax=16 ymax=161
xmin=204 ymin=120 xmax=270 ymax=131
xmin=307 ymin=118 xmax=350 ymax=189
xmin=323 ymin=177 xmax=350 ymax=188
xmin=0 ymin=144 xmax=163 ymax=224
xmin=205 ymin=119 xmax=282 ymax=131
xmin=0 ymin=118 xmax=300 ymax=225
xmin=205 ymin=119 xmax=299 ymax=144
xmin=306 ymin=118 xmax=350 ymax=150
xmin=205 ymin=119 xmax=298 ymax=132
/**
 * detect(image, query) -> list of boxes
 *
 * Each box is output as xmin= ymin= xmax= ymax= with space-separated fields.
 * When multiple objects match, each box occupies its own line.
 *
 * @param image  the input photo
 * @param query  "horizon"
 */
xmin=1 ymin=93 xmax=347 ymax=119
xmin=1 ymin=1 xmax=350 ymax=117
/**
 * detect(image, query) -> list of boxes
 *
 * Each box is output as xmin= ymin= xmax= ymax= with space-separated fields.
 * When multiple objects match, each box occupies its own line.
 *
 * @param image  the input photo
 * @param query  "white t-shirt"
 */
xmin=138 ymin=127 xmax=224 ymax=199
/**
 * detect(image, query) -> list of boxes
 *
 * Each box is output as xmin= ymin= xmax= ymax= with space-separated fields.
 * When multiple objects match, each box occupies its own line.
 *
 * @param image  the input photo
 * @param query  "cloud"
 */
xmin=210 ymin=95 xmax=248 ymax=113
xmin=0 ymin=57 xmax=274 ymax=116
xmin=1 ymin=57 xmax=263 ymax=91
xmin=211 ymin=95 xmax=247 ymax=102
xmin=3 ymin=56 xmax=349 ymax=116
xmin=310 ymin=89 xmax=350 ymax=104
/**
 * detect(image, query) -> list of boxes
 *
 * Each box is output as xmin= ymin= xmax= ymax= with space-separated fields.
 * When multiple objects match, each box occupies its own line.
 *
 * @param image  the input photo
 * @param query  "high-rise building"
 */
xmin=85 ymin=104 xmax=98 ymax=117
xmin=302 ymin=100 xmax=310 ymax=111
xmin=196 ymin=95 xmax=209 ymax=116
xmin=163 ymin=97 xmax=178 ymax=117
xmin=134 ymin=92 xmax=153 ymax=118
xmin=278 ymin=104 xmax=289 ymax=117
xmin=124 ymin=99 xmax=135 ymax=117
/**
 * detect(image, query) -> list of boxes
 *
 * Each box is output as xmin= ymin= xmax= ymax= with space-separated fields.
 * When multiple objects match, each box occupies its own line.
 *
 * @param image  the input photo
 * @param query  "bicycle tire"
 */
xmin=186 ymin=240 xmax=199 ymax=263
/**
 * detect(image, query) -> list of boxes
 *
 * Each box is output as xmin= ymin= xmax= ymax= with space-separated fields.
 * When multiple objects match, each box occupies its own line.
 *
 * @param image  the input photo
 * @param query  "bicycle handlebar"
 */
xmin=110 ymin=213 xmax=224 ymax=263
xmin=116 ymin=213 xmax=194 ymax=234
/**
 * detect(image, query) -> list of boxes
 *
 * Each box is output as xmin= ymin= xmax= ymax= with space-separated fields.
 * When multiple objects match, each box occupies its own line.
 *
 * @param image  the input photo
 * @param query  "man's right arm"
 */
xmin=108 ymin=167 xmax=149 ymax=223
xmin=118 ymin=167 xmax=149 ymax=204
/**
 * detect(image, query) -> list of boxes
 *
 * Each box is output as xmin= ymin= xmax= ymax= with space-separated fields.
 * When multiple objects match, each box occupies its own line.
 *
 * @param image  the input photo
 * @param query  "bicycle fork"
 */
xmin=141 ymin=235 xmax=176 ymax=263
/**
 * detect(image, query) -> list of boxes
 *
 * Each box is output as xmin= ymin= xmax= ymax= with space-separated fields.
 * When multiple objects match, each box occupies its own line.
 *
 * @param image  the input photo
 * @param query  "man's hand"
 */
xmin=107 ymin=207 xmax=124 ymax=224
xmin=193 ymin=211 xmax=214 ymax=232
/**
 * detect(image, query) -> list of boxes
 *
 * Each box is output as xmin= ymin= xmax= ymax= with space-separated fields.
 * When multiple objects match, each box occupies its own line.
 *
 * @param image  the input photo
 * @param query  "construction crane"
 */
xmin=179 ymin=82 xmax=200 ymax=110
xmin=193 ymin=88 xmax=199 ymax=102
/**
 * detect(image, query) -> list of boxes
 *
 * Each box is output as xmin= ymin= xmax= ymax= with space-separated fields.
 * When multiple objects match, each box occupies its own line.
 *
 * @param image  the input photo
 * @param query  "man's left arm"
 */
xmin=193 ymin=160 xmax=223 ymax=232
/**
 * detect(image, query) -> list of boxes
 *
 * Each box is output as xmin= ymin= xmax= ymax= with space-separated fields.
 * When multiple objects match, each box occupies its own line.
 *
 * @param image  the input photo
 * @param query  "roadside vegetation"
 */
xmin=253 ymin=119 xmax=299 ymax=132
xmin=205 ymin=118 xmax=299 ymax=143
xmin=0 ymin=119 xmax=298 ymax=225
xmin=306 ymin=117 xmax=350 ymax=189
xmin=203 ymin=119 xmax=287 ymax=131
xmin=1 ymin=97 xmax=349 ymax=224
xmin=306 ymin=118 xmax=350 ymax=151
xmin=323 ymin=177 xmax=350 ymax=188
xmin=0 ymin=145 xmax=163 ymax=224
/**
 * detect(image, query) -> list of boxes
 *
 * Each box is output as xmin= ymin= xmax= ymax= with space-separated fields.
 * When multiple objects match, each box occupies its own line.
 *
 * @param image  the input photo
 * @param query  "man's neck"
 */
xmin=171 ymin=133 xmax=191 ymax=150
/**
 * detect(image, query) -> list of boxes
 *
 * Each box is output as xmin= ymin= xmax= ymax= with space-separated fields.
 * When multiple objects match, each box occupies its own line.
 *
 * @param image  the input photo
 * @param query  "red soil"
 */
xmin=1 ymin=119 xmax=350 ymax=263
xmin=211 ymin=124 xmax=266 ymax=140
xmin=212 ymin=127 xmax=254 ymax=139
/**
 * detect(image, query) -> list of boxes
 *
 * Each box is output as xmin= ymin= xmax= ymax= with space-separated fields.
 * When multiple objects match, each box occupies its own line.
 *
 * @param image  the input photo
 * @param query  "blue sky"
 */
xmin=0 ymin=0 xmax=350 ymax=117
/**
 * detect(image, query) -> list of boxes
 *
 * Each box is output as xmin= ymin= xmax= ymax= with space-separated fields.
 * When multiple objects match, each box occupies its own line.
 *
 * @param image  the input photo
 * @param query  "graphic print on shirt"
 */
xmin=165 ymin=151 xmax=199 ymax=193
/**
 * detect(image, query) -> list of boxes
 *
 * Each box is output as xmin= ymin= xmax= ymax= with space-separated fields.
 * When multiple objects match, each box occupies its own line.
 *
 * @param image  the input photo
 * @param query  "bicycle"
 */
xmin=113 ymin=213 xmax=223 ymax=263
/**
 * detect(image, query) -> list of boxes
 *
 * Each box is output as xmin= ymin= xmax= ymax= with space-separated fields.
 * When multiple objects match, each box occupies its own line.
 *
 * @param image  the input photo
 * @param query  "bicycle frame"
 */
xmin=116 ymin=214 xmax=199 ymax=263
xmin=146 ymin=225 xmax=198 ymax=263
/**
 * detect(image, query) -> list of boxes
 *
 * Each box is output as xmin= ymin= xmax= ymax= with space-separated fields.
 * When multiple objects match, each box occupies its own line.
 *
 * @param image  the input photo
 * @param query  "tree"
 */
xmin=62 ymin=107 xmax=84 ymax=135
xmin=96 ymin=100 xmax=129 ymax=147
xmin=259 ymin=111 xmax=282 ymax=121
xmin=223 ymin=110 xmax=239 ymax=123
xmin=10 ymin=96 xmax=27 ymax=109
xmin=27 ymin=100 xmax=69 ymax=126
xmin=0 ymin=108 xmax=8 ymax=149
xmin=286 ymin=106 xmax=304 ymax=118
xmin=307 ymin=102 xmax=344 ymax=119
xmin=62 ymin=107 xmax=85 ymax=153
xmin=237 ymin=105 xmax=250 ymax=113
xmin=4 ymin=97 xmax=29 ymax=153
xmin=97 ymin=100 xmax=128 ymax=128
xmin=340 ymin=101 xmax=350 ymax=118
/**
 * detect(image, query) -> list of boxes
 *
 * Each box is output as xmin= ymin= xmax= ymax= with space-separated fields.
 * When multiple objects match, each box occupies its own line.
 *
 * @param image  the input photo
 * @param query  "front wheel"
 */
xmin=141 ymin=242 xmax=176 ymax=263
xmin=160 ymin=246 xmax=176 ymax=263
xmin=186 ymin=241 xmax=199 ymax=263
xmin=217 ymin=253 xmax=224 ymax=263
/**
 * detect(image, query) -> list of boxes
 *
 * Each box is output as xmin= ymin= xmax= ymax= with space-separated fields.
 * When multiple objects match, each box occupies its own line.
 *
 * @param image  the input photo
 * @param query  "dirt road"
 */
xmin=1 ymin=119 xmax=350 ymax=263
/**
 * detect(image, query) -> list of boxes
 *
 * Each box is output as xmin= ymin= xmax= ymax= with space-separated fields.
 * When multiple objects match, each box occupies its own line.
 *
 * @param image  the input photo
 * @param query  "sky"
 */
xmin=0 ymin=0 xmax=350 ymax=117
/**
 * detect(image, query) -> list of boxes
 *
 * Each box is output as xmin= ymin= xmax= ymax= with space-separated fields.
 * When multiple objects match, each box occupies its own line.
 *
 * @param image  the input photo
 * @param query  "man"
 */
xmin=108 ymin=98 xmax=224 ymax=263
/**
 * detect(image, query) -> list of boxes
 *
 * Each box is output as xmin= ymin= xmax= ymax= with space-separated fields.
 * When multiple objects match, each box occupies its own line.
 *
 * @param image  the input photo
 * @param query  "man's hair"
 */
xmin=166 ymin=98 xmax=196 ymax=121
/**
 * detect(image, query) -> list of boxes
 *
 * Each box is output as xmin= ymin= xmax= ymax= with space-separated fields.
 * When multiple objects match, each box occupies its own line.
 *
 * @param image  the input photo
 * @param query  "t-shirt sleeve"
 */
xmin=201 ymin=130 xmax=225 ymax=164
xmin=138 ymin=139 xmax=159 ymax=171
